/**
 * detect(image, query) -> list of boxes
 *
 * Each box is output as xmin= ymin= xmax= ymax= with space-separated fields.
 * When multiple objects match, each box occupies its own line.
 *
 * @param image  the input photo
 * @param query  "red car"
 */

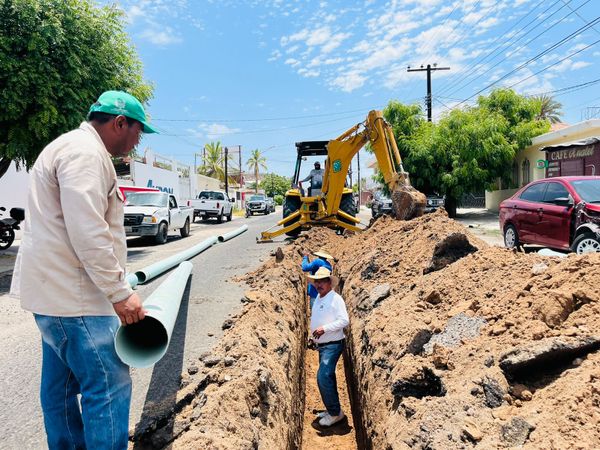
xmin=499 ymin=176 xmax=600 ymax=254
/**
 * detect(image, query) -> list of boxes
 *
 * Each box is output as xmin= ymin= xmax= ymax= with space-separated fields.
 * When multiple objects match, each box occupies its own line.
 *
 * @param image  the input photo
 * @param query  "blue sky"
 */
xmin=108 ymin=0 xmax=600 ymax=179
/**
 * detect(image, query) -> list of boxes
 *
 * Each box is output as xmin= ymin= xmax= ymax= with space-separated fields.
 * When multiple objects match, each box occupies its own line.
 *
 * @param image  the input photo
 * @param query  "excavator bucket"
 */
xmin=391 ymin=185 xmax=426 ymax=220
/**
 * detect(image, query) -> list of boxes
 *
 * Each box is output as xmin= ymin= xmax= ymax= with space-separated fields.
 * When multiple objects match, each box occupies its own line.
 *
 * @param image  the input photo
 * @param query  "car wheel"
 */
xmin=572 ymin=232 xmax=600 ymax=254
xmin=180 ymin=219 xmax=190 ymax=238
xmin=0 ymin=228 xmax=15 ymax=250
xmin=155 ymin=222 xmax=168 ymax=245
xmin=227 ymin=209 xmax=232 ymax=222
xmin=503 ymin=224 xmax=520 ymax=249
xmin=216 ymin=210 xmax=223 ymax=224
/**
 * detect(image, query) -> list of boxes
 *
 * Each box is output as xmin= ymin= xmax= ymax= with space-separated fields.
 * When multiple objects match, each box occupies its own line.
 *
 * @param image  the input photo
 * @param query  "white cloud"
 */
xmin=139 ymin=28 xmax=182 ymax=46
xmin=200 ymin=123 xmax=241 ymax=140
xmin=331 ymin=72 xmax=367 ymax=92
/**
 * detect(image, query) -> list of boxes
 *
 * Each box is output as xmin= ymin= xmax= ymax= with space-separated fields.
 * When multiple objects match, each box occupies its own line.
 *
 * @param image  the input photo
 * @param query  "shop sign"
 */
xmin=548 ymin=145 xmax=595 ymax=161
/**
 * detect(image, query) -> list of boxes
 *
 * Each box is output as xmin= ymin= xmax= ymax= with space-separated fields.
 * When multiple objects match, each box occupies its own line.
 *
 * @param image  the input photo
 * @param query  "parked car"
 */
xmin=425 ymin=194 xmax=445 ymax=213
xmin=245 ymin=194 xmax=271 ymax=216
xmin=124 ymin=192 xmax=193 ymax=244
xmin=188 ymin=190 xmax=234 ymax=223
xmin=370 ymin=191 xmax=392 ymax=218
xmin=499 ymin=176 xmax=600 ymax=254
xmin=266 ymin=197 xmax=276 ymax=213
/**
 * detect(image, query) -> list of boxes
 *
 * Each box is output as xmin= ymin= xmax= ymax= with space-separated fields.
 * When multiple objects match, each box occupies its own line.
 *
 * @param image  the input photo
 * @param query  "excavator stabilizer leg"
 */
xmin=391 ymin=185 xmax=426 ymax=220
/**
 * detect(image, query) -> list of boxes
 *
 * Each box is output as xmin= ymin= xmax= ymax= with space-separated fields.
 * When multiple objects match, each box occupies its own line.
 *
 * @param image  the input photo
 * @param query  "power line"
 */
xmin=153 ymin=107 xmax=371 ymax=123
xmin=441 ymin=0 xmax=585 ymax=98
xmin=525 ymin=77 xmax=600 ymax=97
xmin=436 ymin=0 xmax=556 ymax=95
xmin=455 ymin=15 xmax=600 ymax=107
xmin=507 ymin=37 xmax=600 ymax=89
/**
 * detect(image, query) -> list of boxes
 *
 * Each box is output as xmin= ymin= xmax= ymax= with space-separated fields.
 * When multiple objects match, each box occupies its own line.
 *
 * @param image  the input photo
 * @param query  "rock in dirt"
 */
xmin=423 ymin=312 xmax=487 ymax=353
xmin=480 ymin=376 xmax=505 ymax=408
xmin=202 ymin=356 xmax=221 ymax=367
xmin=462 ymin=419 xmax=483 ymax=442
xmin=187 ymin=365 xmax=199 ymax=375
xmin=423 ymin=232 xmax=478 ymax=274
xmin=500 ymin=417 xmax=535 ymax=446
xmin=222 ymin=319 xmax=234 ymax=330
xmin=499 ymin=336 xmax=600 ymax=381
xmin=358 ymin=283 xmax=391 ymax=311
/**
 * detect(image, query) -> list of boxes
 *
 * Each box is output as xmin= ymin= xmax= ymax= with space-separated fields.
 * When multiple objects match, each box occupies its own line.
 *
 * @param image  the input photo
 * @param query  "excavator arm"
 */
xmin=257 ymin=110 xmax=425 ymax=242
xmin=322 ymin=110 xmax=423 ymax=219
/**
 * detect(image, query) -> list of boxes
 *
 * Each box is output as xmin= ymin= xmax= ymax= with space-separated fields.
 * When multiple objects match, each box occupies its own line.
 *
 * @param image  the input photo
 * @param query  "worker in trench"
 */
xmin=307 ymin=266 xmax=350 ymax=427
xmin=301 ymin=250 xmax=334 ymax=309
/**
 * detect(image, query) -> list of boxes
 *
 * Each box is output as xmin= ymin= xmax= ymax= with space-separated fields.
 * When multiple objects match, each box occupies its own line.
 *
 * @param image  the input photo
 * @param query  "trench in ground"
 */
xmin=296 ymin=286 xmax=367 ymax=450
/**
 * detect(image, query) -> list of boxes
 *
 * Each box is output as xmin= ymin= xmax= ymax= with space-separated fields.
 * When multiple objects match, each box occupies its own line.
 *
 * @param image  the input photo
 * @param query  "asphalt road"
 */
xmin=0 ymin=210 xmax=281 ymax=449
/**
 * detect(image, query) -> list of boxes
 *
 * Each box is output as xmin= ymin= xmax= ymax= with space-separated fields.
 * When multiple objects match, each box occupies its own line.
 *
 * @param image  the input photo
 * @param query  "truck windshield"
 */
xmin=199 ymin=191 xmax=224 ymax=200
xmin=125 ymin=193 xmax=168 ymax=207
xmin=249 ymin=195 xmax=265 ymax=201
xmin=571 ymin=179 xmax=600 ymax=203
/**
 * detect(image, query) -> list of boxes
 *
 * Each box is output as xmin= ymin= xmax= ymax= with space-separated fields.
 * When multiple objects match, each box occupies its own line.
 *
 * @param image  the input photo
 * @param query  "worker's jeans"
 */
xmin=33 ymin=314 xmax=131 ymax=450
xmin=317 ymin=341 xmax=344 ymax=416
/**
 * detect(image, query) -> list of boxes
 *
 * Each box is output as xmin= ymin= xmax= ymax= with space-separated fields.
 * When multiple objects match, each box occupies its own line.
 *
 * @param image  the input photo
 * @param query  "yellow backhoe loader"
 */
xmin=258 ymin=110 xmax=426 ymax=242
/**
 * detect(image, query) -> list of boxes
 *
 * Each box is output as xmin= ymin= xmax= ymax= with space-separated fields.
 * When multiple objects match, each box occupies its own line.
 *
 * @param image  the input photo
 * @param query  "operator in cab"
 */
xmin=299 ymin=161 xmax=324 ymax=196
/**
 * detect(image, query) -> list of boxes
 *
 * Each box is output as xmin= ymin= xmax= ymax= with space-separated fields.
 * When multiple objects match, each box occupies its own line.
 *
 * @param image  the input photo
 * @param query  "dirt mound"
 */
xmin=137 ymin=209 xmax=600 ymax=449
xmin=331 ymin=210 xmax=600 ymax=449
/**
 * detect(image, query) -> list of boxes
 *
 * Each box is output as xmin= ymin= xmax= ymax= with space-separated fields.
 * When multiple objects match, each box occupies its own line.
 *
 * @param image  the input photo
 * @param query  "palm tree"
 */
xmin=247 ymin=149 xmax=267 ymax=193
xmin=200 ymin=141 xmax=225 ymax=180
xmin=532 ymin=94 xmax=563 ymax=124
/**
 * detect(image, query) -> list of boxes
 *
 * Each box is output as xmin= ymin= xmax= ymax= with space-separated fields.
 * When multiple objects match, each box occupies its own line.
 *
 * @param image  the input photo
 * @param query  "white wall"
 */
xmin=0 ymin=162 xmax=30 ymax=211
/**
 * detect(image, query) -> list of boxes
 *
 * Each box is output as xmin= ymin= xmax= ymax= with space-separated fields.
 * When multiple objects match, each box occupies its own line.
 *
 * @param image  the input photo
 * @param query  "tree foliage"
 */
xmin=199 ymin=141 xmax=227 ymax=180
xmin=260 ymin=172 xmax=291 ymax=198
xmin=0 ymin=0 xmax=153 ymax=171
xmin=377 ymin=89 xmax=550 ymax=216
xmin=246 ymin=149 xmax=267 ymax=193
xmin=531 ymin=94 xmax=563 ymax=124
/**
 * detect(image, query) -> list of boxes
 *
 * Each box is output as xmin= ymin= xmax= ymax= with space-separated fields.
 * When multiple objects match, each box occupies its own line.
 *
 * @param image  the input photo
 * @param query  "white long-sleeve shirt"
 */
xmin=310 ymin=290 xmax=349 ymax=343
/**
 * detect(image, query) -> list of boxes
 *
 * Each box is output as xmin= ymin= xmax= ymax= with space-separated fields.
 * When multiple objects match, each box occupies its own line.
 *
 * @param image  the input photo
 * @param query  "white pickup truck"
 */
xmin=187 ymin=190 xmax=234 ymax=223
xmin=124 ymin=192 xmax=194 ymax=244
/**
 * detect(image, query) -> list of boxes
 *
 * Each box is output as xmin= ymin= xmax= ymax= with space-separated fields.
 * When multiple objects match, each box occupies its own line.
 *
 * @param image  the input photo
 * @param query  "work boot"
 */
xmin=319 ymin=411 xmax=345 ymax=427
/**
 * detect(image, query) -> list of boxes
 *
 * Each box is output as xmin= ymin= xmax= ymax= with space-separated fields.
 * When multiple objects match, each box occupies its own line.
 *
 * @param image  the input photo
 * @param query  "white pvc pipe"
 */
xmin=217 ymin=224 xmax=249 ymax=242
xmin=134 ymin=236 xmax=217 ymax=284
xmin=538 ymin=248 xmax=568 ymax=258
xmin=126 ymin=273 xmax=139 ymax=289
xmin=114 ymin=261 xmax=193 ymax=368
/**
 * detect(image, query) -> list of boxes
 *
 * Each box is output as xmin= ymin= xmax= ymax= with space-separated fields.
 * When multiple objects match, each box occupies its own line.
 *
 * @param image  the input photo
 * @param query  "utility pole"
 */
xmin=407 ymin=63 xmax=450 ymax=122
xmin=224 ymin=146 xmax=229 ymax=196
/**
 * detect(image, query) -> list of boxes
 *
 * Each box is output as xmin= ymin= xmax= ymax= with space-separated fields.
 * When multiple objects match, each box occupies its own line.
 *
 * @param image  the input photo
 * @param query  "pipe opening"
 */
xmin=218 ymin=236 xmax=225 ymax=242
xmin=115 ymin=316 xmax=169 ymax=368
xmin=135 ymin=271 xmax=148 ymax=284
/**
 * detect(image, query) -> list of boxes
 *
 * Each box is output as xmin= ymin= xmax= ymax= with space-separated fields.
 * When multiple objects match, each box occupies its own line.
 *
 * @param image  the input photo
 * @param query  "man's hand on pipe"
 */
xmin=113 ymin=293 xmax=146 ymax=325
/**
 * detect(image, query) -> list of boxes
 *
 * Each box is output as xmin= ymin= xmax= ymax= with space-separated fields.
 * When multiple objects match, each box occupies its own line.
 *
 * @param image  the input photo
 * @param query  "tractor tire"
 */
xmin=338 ymin=193 xmax=357 ymax=226
xmin=283 ymin=196 xmax=302 ymax=237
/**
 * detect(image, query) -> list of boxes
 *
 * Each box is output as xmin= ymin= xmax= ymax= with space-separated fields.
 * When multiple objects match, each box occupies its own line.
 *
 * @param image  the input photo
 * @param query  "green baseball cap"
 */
xmin=88 ymin=90 xmax=158 ymax=134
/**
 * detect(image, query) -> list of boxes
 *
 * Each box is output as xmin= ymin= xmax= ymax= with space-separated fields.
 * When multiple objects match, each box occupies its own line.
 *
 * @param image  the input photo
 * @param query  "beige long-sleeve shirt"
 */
xmin=10 ymin=122 xmax=133 ymax=316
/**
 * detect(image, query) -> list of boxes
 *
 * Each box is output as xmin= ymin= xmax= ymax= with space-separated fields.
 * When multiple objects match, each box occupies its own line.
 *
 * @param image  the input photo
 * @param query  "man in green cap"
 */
xmin=11 ymin=90 xmax=157 ymax=449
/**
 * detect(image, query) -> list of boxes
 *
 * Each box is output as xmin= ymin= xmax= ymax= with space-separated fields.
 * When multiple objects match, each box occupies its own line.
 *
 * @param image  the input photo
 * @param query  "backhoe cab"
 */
xmin=258 ymin=110 xmax=426 ymax=243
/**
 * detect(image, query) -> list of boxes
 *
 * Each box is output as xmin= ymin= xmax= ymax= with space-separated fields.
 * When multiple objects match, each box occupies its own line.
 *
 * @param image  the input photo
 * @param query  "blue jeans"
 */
xmin=34 ymin=314 xmax=132 ymax=450
xmin=317 ymin=341 xmax=344 ymax=416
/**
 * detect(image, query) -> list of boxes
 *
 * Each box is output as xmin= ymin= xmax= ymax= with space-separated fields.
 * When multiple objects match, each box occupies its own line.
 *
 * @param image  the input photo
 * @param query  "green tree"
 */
xmin=199 ymin=141 xmax=226 ymax=180
xmin=260 ymin=173 xmax=291 ymax=197
xmin=531 ymin=94 xmax=563 ymax=124
xmin=380 ymin=88 xmax=550 ymax=216
xmin=0 ymin=0 xmax=153 ymax=176
xmin=246 ymin=149 xmax=267 ymax=193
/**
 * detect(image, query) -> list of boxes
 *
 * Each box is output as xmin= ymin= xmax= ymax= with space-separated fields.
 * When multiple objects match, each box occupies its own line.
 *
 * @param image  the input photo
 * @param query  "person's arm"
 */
xmin=56 ymin=147 xmax=135 ymax=306
xmin=300 ymin=169 xmax=315 ymax=183
xmin=302 ymin=257 xmax=325 ymax=272
xmin=322 ymin=294 xmax=349 ymax=333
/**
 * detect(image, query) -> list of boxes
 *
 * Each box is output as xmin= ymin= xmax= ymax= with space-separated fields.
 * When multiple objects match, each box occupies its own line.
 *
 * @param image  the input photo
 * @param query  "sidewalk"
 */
xmin=454 ymin=208 xmax=503 ymax=247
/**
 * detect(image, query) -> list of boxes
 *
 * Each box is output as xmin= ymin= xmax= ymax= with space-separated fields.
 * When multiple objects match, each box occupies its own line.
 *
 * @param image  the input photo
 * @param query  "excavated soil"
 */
xmin=136 ymin=210 xmax=600 ymax=449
